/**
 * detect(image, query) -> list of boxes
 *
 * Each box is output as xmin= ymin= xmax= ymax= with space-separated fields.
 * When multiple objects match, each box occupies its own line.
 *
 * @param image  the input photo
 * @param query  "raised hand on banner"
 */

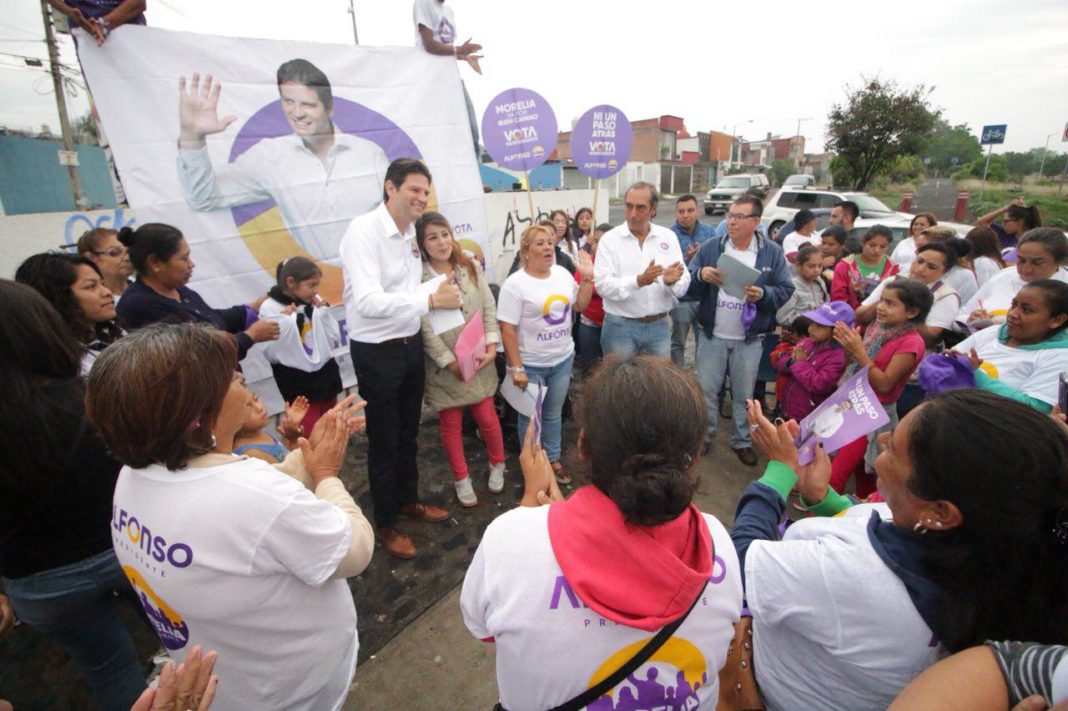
xmin=178 ymin=73 xmax=238 ymax=149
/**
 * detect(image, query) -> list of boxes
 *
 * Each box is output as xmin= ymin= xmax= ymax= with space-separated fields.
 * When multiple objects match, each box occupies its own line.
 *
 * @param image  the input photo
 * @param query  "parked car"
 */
xmin=703 ymin=174 xmax=770 ymax=214
xmin=772 ymin=206 xmax=973 ymax=250
xmin=782 ymin=174 xmax=816 ymax=188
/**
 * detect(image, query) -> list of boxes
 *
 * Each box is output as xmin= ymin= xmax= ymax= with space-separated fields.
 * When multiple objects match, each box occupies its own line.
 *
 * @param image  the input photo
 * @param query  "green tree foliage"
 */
xmin=825 ymin=77 xmax=939 ymax=190
xmin=958 ymin=155 xmax=1008 ymax=182
xmin=885 ymin=154 xmax=925 ymax=184
xmin=920 ymin=121 xmax=981 ymax=175
xmin=771 ymin=158 xmax=795 ymax=186
xmin=71 ymin=112 xmax=98 ymax=145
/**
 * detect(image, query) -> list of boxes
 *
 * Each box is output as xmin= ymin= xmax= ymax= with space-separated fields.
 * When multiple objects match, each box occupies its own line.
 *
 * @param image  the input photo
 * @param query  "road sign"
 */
xmin=981 ymin=124 xmax=1007 ymax=145
xmin=950 ymin=156 xmax=960 ymax=165
xmin=57 ymin=150 xmax=78 ymax=167
xmin=1062 ymin=122 xmax=1068 ymax=142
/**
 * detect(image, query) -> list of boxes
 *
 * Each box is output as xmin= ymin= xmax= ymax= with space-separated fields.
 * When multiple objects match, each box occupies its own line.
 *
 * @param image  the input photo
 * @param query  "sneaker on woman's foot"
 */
xmin=551 ymin=461 xmax=572 ymax=485
xmin=488 ymin=462 xmax=506 ymax=493
xmin=454 ymin=477 xmax=478 ymax=507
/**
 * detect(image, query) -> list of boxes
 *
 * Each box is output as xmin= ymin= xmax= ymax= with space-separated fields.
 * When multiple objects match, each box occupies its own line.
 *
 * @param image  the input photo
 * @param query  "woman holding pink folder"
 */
xmin=417 ymin=212 xmax=506 ymax=507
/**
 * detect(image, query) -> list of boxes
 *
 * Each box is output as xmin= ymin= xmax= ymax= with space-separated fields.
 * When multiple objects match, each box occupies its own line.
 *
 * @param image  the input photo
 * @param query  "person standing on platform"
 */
xmin=669 ymin=194 xmax=714 ymax=367
xmin=594 ymin=182 xmax=690 ymax=359
xmin=339 ymin=158 xmax=460 ymax=559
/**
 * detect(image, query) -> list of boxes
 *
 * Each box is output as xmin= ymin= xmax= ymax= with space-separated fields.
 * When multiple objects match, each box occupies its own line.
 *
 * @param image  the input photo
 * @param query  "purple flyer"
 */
xmin=481 ymin=87 xmax=557 ymax=172
xmin=795 ymin=367 xmax=889 ymax=465
xmin=569 ymin=104 xmax=633 ymax=179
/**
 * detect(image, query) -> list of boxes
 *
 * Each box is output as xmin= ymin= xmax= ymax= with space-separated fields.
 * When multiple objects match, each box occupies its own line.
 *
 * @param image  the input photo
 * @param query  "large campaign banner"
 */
xmin=77 ymin=26 xmax=490 ymax=307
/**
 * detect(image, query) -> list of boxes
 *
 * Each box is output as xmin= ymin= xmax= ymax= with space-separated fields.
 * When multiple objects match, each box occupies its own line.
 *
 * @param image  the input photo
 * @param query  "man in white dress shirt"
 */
xmin=594 ymin=182 xmax=690 ymax=359
xmin=176 ymin=59 xmax=390 ymax=260
xmin=339 ymin=158 xmax=461 ymax=559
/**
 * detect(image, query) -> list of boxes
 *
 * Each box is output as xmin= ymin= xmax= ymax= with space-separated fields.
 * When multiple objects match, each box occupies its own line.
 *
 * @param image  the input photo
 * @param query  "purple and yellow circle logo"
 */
xmin=542 ymin=294 xmax=571 ymax=326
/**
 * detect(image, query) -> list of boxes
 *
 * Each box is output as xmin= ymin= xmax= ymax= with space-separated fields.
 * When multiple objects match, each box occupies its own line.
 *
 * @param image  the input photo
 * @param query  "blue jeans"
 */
xmin=517 ymin=353 xmax=574 ymax=462
xmin=2 ymin=549 xmax=147 ymax=711
xmin=600 ymin=313 xmax=671 ymax=360
xmin=577 ymin=321 xmax=603 ymax=371
xmin=670 ymin=300 xmax=701 ymax=367
xmin=696 ymin=331 xmax=764 ymax=449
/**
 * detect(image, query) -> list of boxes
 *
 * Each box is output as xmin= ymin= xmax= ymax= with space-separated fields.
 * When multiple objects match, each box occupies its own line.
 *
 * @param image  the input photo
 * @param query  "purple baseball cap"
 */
xmin=802 ymin=300 xmax=855 ymax=328
xmin=918 ymin=353 xmax=976 ymax=398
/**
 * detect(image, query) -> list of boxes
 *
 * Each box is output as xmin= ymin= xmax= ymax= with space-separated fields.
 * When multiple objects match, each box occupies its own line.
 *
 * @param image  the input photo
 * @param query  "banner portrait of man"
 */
xmin=77 ymin=27 xmax=488 ymax=307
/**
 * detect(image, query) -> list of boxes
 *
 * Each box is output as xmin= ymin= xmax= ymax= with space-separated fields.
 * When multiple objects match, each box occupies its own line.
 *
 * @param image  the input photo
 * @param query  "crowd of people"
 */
xmin=4 ymin=138 xmax=1068 ymax=711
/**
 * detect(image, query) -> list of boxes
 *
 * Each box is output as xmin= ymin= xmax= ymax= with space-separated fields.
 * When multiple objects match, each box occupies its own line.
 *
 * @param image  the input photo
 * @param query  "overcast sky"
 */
xmin=2 ymin=0 xmax=1066 ymax=157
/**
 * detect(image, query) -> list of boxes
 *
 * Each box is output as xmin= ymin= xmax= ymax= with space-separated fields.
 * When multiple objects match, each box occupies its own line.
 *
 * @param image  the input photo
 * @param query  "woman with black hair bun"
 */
xmin=461 ymin=355 xmax=743 ymax=710
xmin=15 ymin=251 xmax=123 ymax=374
xmin=976 ymin=197 xmax=1043 ymax=250
xmin=114 ymin=222 xmax=280 ymax=360
xmin=735 ymin=388 xmax=1068 ymax=711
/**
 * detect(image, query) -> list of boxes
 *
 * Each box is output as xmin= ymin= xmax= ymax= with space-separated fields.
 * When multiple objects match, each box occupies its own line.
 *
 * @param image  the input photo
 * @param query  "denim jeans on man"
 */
xmin=516 ymin=354 xmax=574 ymax=462
xmin=697 ymin=331 xmax=764 ymax=449
xmin=669 ymin=300 xmax=701 ymax=367
xmin=2 ymin=549 xmax=147 ymax=710
xmin=600 ymin=313 xmax=670 ymax=360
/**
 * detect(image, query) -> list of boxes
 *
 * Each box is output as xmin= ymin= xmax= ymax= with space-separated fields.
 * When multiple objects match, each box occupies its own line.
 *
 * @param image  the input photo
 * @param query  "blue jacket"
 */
xmin=672 ymin=221 xmax=716 ymax=302
xmin=686 ymin=232 xmax=794 ymax=342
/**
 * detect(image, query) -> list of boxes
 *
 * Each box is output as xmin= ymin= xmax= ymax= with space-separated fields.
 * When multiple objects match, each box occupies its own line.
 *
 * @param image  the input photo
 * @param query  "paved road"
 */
xmin=912 ymin=179 xmax=959 ymax=222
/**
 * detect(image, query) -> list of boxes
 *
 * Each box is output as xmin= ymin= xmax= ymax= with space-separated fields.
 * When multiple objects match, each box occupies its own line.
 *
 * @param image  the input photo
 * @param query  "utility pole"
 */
xmin=40 ymin=0 xmax=88 ymax=210
xmin=1039 ymin=132 xmax=1055 ymax=179
xmin=347 ymin=0 xmax=359 ymax=45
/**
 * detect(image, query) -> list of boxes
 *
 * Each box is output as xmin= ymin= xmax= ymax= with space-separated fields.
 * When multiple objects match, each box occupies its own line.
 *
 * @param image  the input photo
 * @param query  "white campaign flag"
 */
xmin=77 ymin=25 xmax=490 ymax=311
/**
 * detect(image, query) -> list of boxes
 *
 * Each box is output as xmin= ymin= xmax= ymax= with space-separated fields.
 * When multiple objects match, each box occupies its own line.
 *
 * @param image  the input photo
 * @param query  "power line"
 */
xmin=0 ymin=21 xmax=41 ymax=38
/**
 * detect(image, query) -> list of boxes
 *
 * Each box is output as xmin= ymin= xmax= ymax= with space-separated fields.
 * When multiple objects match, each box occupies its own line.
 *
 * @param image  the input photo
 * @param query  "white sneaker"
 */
xmin=455 ymin=476 xmax=478 ymax=507
xmin=488 ymin=462 xmax=506 ymax=493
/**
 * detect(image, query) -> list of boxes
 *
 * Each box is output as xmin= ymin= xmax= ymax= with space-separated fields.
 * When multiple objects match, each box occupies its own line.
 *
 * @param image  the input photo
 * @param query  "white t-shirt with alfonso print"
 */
xmin=497 ymin=265 xmax=578 ymax=368
xmin=413 ymin=0 xmax=456 ymax=45
xmin=111 ymin=455 xmax=357 ymax=711
xmin=461 ymin=506 xmax=743 ymax=711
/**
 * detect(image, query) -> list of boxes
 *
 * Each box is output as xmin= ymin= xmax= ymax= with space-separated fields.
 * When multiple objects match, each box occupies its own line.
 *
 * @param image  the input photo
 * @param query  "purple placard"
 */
xmin=569 ymin=104 xmax=632 ymax=179
xmin=795 ymin=367 xmax=889 ymax=465
xmin=481 ymin=87 xmax=557 ymax=172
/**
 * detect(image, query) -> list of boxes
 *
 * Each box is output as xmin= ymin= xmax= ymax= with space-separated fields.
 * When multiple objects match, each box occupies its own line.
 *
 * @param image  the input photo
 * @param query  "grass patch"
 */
xmin=958 ymin=178 xmax=1068 ymax=229
xmin=869 ymin=182 xmax=919 ymax=211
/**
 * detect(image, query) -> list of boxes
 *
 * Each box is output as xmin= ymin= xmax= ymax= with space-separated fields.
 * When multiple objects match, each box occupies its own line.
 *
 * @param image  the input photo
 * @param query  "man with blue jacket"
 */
xmin=669 ymin=194 xmax=715 ymax=368
xmin=688 ymin=195 xmax=793 ymax=465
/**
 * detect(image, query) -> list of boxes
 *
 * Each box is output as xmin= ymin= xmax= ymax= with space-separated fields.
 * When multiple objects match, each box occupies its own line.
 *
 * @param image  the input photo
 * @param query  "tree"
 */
xmin=770 ymin=158 xmax=794 ymax=186
xmin=71 ymin=112 xmax=98 ymax=145
xmin=825 ymin=77 xmax=939 ymax=190
xmin=920 ymin=121 xmax=981 ymax=176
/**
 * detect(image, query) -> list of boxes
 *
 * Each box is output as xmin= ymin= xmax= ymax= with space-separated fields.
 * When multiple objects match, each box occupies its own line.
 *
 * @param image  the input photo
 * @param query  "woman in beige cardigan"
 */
xmin=417 ymin=212 xmax=506 ymax=507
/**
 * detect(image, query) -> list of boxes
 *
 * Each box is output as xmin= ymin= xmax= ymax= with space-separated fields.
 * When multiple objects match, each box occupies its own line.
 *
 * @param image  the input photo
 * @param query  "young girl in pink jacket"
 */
xmin=773 ymin=301 xmax=854 ymax=421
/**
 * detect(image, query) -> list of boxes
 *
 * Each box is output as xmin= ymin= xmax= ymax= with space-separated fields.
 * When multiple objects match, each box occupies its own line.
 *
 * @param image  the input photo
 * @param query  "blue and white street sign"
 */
xmin=981 ymin=125 xmax=1007 ymax=145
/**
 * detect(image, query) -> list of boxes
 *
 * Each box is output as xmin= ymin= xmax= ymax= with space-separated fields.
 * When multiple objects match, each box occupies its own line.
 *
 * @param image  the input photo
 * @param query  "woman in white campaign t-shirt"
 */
xmin=85 ymin=324 xmax=374 ymax=711
xmin=498 ymin=224 xmax=593 ymax=480
xmin=462 ymin=356 xmax=742 ymax=711
xmin=957 ymin=228 xmax=1068 ymax=330
xmin=736 ymin=391 xmax=1068 ymax=711
xmin=954 ymin=280 xmax=1068 ymax=412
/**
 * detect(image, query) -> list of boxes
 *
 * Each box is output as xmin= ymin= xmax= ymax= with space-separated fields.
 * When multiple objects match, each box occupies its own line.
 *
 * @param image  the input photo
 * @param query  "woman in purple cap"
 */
xmin=773 ymin=300 xmax=853 ymax=422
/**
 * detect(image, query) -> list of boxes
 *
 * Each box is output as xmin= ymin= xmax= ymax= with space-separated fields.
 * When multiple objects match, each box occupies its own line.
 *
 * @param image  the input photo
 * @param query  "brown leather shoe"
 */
xmin=733 ymin=446 xmax=759 ymax=467
xmin=400 ymin=502 xmax=449 ymax=523
xmin=377 ymin=527 xmax=416 ymax=559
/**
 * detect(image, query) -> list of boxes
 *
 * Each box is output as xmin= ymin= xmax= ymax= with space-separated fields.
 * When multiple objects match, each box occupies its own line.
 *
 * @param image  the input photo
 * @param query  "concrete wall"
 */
xmin=0 ymin=135 xmax=117 ymax=215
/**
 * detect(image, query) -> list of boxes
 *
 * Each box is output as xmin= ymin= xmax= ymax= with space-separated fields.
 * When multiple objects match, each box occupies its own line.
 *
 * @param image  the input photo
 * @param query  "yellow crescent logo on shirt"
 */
xmin=586 ymin=636 xmax=707 ymax=701
xmin=542 ymin=294 xmax=572 ymax=326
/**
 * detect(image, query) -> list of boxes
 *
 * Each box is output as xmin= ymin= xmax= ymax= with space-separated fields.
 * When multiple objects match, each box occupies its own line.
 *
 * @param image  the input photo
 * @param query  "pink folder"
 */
xmin=454 ymin=308 xmax=486 ymax=384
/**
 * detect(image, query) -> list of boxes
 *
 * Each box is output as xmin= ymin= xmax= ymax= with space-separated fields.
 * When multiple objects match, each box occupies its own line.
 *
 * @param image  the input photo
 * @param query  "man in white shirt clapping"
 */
xmin=594 ymin=182 xmax=690 ymax=359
